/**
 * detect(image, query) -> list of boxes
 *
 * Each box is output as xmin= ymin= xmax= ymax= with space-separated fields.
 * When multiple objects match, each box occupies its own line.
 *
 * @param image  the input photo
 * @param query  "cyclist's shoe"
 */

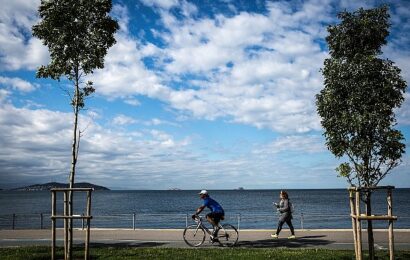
xmin=210 ymin=235 xmax=219 ymax=243
xmin=271 ymin=234 xmax=279 ymax=239
xmin=288 ymin=235 xmax=296 ymax=239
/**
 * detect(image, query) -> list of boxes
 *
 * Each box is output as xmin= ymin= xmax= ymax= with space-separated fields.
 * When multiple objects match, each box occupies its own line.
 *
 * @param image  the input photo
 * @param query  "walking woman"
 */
xmin=271 ymin=190 xmax=296 ymax=239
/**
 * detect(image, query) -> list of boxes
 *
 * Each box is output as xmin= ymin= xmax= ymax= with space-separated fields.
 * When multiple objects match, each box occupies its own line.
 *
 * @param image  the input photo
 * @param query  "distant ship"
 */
xmin=235 ymin=187 xmax=245 ymax=190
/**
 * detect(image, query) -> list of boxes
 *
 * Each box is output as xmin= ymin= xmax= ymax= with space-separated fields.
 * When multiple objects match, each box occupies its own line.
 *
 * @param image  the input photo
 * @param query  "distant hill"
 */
xmin=12 ymin=182 xmax=110 ymax=191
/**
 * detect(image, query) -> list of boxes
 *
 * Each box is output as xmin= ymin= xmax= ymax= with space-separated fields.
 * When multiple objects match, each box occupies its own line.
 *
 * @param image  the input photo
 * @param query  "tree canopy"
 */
xmin=32 ymin=0 xmax=119 ymax=80
xmin=316 ymin=6 xmax=407 ymax=187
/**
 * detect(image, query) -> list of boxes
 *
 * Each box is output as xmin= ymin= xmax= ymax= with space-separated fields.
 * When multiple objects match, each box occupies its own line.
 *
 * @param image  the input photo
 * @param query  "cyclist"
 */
xmin=192 ymin=190 xmax=225 ymax=240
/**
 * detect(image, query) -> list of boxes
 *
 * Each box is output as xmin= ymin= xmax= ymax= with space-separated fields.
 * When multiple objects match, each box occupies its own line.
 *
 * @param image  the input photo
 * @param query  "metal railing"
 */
xmin=1 ymin=212 xmax=409 ymax=230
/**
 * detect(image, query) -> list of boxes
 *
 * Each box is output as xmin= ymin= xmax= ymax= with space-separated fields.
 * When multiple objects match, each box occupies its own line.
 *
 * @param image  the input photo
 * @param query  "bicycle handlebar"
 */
xmin=192 ymin=214 xmax=202 ymax=222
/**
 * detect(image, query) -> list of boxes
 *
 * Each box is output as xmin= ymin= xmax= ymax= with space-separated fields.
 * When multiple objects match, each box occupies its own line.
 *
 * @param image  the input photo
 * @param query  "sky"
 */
xmin=0 ymin=0 xmax=409 ymax=190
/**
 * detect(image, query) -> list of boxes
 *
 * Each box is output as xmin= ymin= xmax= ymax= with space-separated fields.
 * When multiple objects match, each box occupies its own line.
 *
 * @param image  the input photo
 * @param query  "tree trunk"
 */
xmin=366 ymin=192 xmax=375 ymax=260
xmin=67 ymin=71 xmax=80 ymax=260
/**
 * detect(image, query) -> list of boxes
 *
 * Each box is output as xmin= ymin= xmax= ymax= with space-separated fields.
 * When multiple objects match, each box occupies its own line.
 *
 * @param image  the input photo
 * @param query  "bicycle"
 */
xmin=183 ymin=215 xmax=239 ymax=247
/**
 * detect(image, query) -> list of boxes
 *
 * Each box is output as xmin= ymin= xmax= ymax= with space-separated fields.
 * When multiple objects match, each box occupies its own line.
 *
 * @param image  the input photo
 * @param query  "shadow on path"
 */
xmin=236 ymin=235 xmax=334 ymax=248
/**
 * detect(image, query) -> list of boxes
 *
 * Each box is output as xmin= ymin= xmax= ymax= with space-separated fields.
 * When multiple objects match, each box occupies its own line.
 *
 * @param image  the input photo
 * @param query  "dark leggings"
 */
xmin=276 ymin=218 xmax=295 ymax=235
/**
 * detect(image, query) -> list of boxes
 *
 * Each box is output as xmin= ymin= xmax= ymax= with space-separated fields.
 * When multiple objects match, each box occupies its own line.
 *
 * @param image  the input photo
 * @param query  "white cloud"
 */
xmin=0 ymin=103 xmax=195 ymax=188
xmin=140 ymin=0 xmax=179 ymax=10
xmin=144 ymin=118 xmax=180 ymax=127
xmin=1 ymin=0 xmax=409 ymax=135
xmin=112 ymin=114 xmax=137 ymax=126
xmin=0 ymin=76 xmax=37 ymax=92
xmin=1 ymin=101 xmax=407 ymax=189
xmin=124 ymin=98 xmax=141 ymax=106
xmin=90 ymin=1 xmax=334 ymax=133
xmin=397 ymin=93 xmax=410 ymax=125
xmin=253 ymin=135 xmax=327 ymax=156
xmin=89 ymin=33 xmax=169 ymax=99
xmin=0 ymin=0 xmax=49 ymax=70
xmin=0 ymin=88 xmax=10 ymax=103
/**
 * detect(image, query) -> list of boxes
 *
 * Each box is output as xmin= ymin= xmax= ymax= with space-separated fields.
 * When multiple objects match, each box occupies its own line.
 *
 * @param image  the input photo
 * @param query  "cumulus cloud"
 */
xmin=0 ymin=103 xmax=195 ymax=188
xmin=1 ymin=100 xmax=408 ymax=189
xmin=89 ymin=1 xmax=336 ymax=133
xmin=0 ymin=0 xmax=49 ymax=70
xmin=252 ymin=135 xmax=327 ymax=156
xmin=5 ymin=0 xmax=407 ymax=133
xmin=112 ymin=114 xmax=137 ymax=126
xmin=140 ymin=0 xmax=179 ymax=10
xmin=0 ymin=76 xmax=37 ymax=92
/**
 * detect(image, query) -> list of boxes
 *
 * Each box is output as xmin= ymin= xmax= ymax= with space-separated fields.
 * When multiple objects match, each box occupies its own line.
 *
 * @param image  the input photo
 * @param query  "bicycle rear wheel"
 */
xmin=183 ymin=224 xmax=206 ymax=247
xmin=217 ymin=224 xmax=239 ymax=247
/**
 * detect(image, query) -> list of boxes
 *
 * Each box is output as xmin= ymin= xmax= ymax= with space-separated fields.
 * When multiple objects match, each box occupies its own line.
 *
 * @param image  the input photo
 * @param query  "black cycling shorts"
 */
xmin=206 ymin=212 xmax=224 ymax=223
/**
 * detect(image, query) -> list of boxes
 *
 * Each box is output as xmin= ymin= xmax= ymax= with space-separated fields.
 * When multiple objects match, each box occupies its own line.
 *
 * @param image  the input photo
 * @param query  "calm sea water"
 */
xmin=1 ymin=189 xmax=409 ymax=229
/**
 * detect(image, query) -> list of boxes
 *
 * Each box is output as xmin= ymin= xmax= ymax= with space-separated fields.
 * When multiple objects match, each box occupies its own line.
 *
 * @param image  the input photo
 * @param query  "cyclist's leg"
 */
xmin=206 ymin=213 xmax=220 ymax=238
xmin=206 ymin=213 xmax=217 ymax=227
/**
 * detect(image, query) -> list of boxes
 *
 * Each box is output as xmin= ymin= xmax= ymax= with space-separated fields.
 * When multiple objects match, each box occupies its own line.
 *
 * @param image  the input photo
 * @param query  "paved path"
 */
xmin=1 ymin=229 xmax=409 ymax=249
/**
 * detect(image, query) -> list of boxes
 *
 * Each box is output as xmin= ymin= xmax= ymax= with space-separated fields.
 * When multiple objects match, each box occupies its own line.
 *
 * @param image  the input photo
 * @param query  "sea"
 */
xmin=1 ymin=189 xmax=409 ymax=230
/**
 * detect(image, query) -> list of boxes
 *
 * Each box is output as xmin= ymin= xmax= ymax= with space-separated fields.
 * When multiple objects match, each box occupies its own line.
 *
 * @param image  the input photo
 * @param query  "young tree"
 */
xmin=32 ymin=0 xmax=118 ymax=258
xmin=316 ymin=6 xmax=407 ymax=259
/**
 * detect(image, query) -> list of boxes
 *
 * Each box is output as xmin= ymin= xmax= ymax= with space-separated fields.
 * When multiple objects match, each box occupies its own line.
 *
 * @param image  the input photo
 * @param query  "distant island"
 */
xmin=12 ymin=182 xmax=110 ymax=191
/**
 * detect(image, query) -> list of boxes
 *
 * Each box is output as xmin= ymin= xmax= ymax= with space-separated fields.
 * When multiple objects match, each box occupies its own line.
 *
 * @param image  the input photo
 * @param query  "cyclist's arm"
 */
xmin=195 ymin=205 xmax=206 ymax=215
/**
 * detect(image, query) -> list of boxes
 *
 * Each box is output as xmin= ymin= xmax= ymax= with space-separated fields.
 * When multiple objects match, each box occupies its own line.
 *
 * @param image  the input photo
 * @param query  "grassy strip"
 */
xmin=0 ymin=246 xmax=409 ymax=260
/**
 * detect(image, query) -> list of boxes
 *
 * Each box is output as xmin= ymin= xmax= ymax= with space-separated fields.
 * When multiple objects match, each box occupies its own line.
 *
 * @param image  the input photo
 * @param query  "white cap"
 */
xmin=198 ymin=189 xmax=208 ymax=195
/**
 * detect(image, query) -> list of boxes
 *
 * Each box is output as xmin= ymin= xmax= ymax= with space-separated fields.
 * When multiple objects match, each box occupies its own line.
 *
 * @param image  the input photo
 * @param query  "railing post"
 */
xmin=237 ymin=213 xmax=241 ymax=231
xmin=12 ymin=213 xmax=15 ymax=230
xmin=40 ymin=213 xmax=43 ymax=229
xmin=133 ymin=213 xmax=136 ymax=230
xmin=51 ymin=190 xmax=56 ymax=260
xmin=301 ymin=212 xmax=304 ymax=230
xmin=185 ymin=214 xmax=188 ymax=227
xmin=85 ymin=190 xmax=92 ymax=260
xmin=387 ymin=188 xmax=394 ymax=260
xmin=82 ymin=213 xmax=85 ymax=230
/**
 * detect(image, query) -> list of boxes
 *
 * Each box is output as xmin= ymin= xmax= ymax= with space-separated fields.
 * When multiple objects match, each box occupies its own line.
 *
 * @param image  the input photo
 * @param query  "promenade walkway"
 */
xmin=1 ymin=229 xmax=409 ymax=249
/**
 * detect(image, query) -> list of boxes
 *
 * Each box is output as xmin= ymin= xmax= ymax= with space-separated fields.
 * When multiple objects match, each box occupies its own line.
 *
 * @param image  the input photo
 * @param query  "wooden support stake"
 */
xmin=349 ymin=190 xmax=358 ymax=258
xmin=349 ymin=187 xmax=397 ymax=260
xmin=64 ymin=191 xmax=68 ymax=260
xmin=355 ymin=190 xmax=362 ymax=260
xmin=51 ymin=191 xmax=56 ymax=260
xmin=85 ymin=190 xmax=92 ymax=260
xmin=387 ymin=189 xmax=394 ymax=260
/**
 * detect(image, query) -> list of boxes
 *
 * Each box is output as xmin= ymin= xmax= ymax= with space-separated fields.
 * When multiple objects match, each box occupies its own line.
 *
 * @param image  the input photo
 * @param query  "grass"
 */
xmin=0 ymin=246 xmax=410 ymax=260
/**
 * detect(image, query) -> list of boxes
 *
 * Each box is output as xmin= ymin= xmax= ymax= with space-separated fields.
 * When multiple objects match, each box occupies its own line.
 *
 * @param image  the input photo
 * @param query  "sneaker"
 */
xmin=271 ymin=234 xmax=278 ymax=239
xmin=210 ymin=235 xmax=219 ymax=243
xmin=288 ymin=235 xmax=296 ymax=239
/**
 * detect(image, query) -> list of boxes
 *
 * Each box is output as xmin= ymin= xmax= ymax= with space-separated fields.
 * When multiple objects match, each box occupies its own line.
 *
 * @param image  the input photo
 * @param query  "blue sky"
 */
xmin=0 ymin=0 xmax=409 ymax=190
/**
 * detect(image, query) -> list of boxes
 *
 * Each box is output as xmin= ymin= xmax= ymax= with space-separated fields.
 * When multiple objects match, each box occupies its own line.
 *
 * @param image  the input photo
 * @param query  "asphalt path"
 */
xmin=1 ymin=229 xmax=409 ymax=250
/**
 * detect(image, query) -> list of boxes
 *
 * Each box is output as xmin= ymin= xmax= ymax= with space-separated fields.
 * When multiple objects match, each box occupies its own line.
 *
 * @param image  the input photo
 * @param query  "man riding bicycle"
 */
xmin=193 ymin=190 xmax=225 ymax=240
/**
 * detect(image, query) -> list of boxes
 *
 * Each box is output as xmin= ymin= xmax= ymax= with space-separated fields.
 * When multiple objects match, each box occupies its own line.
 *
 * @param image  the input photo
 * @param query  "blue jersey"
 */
xmin=203 ymin=197 xmax=224 ymax=214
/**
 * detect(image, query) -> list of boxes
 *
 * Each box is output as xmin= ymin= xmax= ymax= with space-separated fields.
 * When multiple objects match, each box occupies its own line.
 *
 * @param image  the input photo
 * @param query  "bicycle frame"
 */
xmin=193 ymin=216 xmax=221 ymax=235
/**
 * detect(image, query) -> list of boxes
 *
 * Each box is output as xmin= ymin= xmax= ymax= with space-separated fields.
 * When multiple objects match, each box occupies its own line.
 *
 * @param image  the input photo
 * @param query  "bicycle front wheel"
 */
xmin=183 ymin=224 xmax=206 ymax=247
xmin=217 ymin=224 xmax=239 ymax=247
